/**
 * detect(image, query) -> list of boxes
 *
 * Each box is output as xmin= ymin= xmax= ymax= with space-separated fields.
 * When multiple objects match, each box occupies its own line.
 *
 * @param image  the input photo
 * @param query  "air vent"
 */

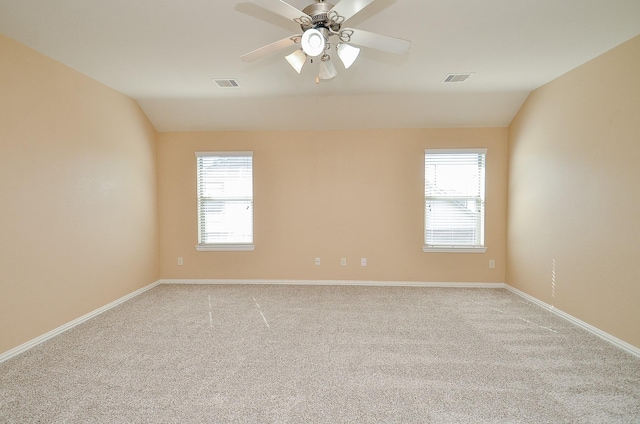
xmin=443 ymin=73 xmax=473 ymax=83
xmin=213 ymin=79 xmax=241 ymax=88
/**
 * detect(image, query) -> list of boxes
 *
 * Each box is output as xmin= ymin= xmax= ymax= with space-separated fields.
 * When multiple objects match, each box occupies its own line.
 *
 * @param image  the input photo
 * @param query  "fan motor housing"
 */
xmin=301 ymin=1 xmax=340 ymax=32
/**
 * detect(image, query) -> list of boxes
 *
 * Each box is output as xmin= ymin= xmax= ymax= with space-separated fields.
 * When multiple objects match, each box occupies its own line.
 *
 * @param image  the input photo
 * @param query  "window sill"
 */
xmin=423 ymin=246 xmax=487 ymax=253
xmin=196 ymin=244 xmax=255 ymax=252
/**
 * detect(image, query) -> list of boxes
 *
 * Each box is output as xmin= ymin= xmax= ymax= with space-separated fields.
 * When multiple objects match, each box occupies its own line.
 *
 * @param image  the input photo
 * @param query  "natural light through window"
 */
xmin=196 ymin=152 xmax=254 ymax=251
xmin=424 ymin=149 xmax=487 ymax=253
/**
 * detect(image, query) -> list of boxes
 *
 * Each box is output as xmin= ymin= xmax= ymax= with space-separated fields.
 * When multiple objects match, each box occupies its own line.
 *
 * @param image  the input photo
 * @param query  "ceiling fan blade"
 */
xmin=329 ymin=0 xmax=376 ymax=23
xmin=253 ymin=0 xmax=311 ymax=23
xmin=241 ymin=35 xmax=302 ymax=62
xmin=341 ymin=28 xmax=411 ymax=54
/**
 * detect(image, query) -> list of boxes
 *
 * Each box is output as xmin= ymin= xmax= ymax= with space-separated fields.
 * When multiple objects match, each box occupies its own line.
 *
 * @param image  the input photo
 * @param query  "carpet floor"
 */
xmin=1 ymin=284 xmax=639 ymax=423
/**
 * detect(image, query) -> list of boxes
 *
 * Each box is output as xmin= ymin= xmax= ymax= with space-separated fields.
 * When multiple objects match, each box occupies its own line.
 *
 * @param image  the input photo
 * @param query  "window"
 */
xmin=424 ymin=149 xmax=487 ymax=253
xmin=196 ymin=152 xmax=254 ymax=251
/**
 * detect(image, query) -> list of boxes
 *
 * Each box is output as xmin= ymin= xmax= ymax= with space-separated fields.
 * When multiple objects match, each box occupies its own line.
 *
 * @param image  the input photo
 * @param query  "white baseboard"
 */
xmin=159 ymin=278 xmax=506 ymax=288
xmin=504 ymin=284 xmax=640 ymax=359
xmin=4 ymin=279 xmax=637 ymax=363
xmin=0 ymin=280 xmax=161 ymax=364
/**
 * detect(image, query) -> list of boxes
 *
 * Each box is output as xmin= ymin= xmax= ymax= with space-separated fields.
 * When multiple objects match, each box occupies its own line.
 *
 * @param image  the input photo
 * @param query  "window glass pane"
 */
xmin=425 ymin=199 xmax=482 ymax=246
xmin=198 ymin=156 xmax=252 ymax=198
xmin=197 ymin=153 xmax=253 ymax=246
xmin=425 ymin=150 xmax=485 ymax=247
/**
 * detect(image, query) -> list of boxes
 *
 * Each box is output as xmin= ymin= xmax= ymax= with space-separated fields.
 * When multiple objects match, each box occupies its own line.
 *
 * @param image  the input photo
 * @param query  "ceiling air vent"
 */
xmin=443 ymin=73 xmax=473 ymax=83
xmin=213 ymin=79 xmax=241 ymax=88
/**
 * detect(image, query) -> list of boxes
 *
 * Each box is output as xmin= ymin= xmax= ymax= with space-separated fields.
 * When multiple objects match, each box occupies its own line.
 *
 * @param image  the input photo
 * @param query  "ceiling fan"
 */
xmin=241 ymin=0 xmax=411 ymax=83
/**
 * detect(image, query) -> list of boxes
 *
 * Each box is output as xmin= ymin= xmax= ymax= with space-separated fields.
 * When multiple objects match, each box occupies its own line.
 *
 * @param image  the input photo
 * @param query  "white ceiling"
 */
xmin=1 ymin=0 xmax=639 ymax=131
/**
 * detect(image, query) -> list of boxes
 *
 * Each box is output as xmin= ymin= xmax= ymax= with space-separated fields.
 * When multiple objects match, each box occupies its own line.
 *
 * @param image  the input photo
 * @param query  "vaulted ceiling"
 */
xmin=1 ymin=0 xmax=639 ymax=131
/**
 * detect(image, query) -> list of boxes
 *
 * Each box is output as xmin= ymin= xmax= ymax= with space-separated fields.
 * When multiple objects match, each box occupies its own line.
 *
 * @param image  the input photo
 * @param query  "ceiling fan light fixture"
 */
xmin=285 ymin=49 xmax=307 ymax=74
xmin=240 ymin=0 xmax=413 ymax=84
xmin=336 ymin=43 xmax=360 ymax=69
xmin=318 ymin=54 xmax=337 ymax=81
xmin=301 ymin=28 xmax=326 ymax=57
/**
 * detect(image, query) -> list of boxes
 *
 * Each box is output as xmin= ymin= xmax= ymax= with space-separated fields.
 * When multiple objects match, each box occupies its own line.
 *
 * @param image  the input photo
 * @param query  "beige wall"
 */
xmin=0 ymin=35 xmax=160 ymax=354
xmin=158 ymin=128 xmax=508 ymax=283
xmin=5 ymin=25 xmax=636 ymax=358
xmin=507 ymin=35 xmax=640 ymax=348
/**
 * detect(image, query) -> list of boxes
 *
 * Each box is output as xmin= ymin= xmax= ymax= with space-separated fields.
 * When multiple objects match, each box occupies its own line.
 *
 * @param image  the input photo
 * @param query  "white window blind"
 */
xmin=196 ymin=152 xmax=253 ymax=251
xmin=424 ymin=149 xmax=486 ymax=252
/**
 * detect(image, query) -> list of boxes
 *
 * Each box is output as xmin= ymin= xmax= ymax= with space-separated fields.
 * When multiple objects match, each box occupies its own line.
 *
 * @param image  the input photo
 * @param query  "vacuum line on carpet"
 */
xmin=208 ymin=295 xmax=214 ymax=326
xmin=252 ymin=295 xmax=270 ymax=328
xmin=519 ymin=317 xmax=557 ymax=333
xmin=259 ymin=311 xmax=270 ymax=328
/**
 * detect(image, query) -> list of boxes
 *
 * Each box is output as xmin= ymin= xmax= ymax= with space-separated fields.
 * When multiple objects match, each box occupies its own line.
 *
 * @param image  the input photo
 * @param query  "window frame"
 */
xmin=423 ymin=148 xmax=487 ymax=253
xmin=195 ymin=151 xmax=254 ymax=252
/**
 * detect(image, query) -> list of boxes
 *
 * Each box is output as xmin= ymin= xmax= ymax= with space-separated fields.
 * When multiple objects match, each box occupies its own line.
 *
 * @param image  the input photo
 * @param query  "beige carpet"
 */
xmin=1 ymin=284 xmax=639 ymax=423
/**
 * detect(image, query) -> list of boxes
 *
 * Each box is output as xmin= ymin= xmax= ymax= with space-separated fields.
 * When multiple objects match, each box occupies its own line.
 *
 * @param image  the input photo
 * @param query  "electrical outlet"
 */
xmin=489 ymin=259 xmax=495 ymax=269
xmin=178 ymin=257 xmax=184 ymax=266
xmin=361 ymin=258 xmax=367 ymax=267
xmin=315 ymin=257 xmax=321 ymax=266
xmin=341 ymin=257 xmax=347 ymax=266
